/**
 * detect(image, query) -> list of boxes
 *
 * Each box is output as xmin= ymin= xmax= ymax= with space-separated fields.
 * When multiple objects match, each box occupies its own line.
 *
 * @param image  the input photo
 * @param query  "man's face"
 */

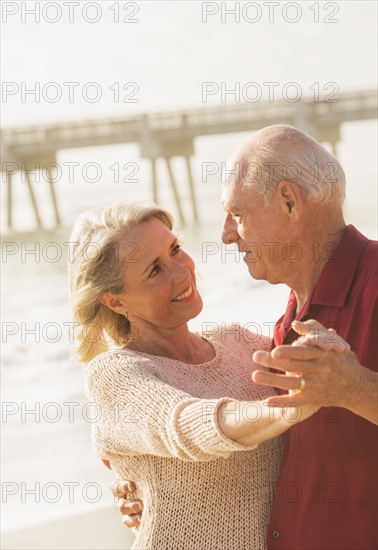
xmin=221 ymin=179 xmax=292 ymax=284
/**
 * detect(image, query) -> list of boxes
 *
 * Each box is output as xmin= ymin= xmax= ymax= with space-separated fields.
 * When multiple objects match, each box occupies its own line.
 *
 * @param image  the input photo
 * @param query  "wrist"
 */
xmin=339 ymin=356 xmax=368 ymax=412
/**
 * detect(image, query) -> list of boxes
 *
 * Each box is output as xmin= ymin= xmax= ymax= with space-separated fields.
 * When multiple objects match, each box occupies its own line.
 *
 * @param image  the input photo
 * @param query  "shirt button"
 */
xmin=272 ymin=530 xmax=280 ymax=539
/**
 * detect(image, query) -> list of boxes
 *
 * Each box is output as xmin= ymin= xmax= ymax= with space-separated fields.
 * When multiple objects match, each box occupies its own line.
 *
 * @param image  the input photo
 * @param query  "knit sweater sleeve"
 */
xmin=85 ymin=351 xmax=258 ymax=462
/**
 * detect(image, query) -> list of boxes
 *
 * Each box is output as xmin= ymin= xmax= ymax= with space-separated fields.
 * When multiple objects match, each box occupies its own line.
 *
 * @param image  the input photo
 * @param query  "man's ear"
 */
xmin=276 ymin=180 xmax=303 ymax=222
xmin=100 ymin=293 xmax=126 ymax=315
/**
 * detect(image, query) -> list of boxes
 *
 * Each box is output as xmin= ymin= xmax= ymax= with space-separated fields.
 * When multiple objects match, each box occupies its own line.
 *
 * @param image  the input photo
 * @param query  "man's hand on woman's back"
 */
xmin=111 ymin=480 xmax=143 ymax=529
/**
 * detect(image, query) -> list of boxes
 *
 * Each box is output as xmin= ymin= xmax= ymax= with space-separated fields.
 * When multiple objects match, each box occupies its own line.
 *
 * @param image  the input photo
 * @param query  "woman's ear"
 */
xmin=276 ymin=180 xmax=303 ymax=222
xmin=100 ymin=293 xmax=127 ymax=315
xmin=101 ymin=459 xmax=112 ymax=470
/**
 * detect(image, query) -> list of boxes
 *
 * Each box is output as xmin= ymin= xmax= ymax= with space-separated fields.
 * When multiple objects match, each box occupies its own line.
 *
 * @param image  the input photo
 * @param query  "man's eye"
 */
xmin=232 ymin=214 xmax=242 ymax=222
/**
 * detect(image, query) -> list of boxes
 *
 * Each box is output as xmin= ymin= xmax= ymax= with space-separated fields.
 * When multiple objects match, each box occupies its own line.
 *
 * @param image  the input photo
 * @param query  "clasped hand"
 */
xmin=252 ymin=319 xmax=358 ymax=410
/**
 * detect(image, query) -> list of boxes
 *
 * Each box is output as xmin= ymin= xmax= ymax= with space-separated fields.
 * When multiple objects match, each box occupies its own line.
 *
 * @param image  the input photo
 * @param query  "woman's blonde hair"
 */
xmin=69 ymin=201 xmax=174 ymax=364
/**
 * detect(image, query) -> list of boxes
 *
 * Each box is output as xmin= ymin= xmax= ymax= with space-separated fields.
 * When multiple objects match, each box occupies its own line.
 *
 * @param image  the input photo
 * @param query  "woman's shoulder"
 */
xmin=86 ymin=348 xmax=157 ymax=382
xmin=202 ymin=322 xmax=272 ymax=352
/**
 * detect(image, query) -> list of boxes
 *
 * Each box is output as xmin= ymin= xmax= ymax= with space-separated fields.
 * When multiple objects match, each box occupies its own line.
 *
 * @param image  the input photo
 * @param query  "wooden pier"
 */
xmin=1 ymin=89 xmax=377 ymax=229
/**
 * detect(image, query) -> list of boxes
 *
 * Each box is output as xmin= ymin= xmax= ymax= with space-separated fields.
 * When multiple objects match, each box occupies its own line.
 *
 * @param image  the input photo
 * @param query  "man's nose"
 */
xmin=221 ymin=212 xmax=239 ymax=244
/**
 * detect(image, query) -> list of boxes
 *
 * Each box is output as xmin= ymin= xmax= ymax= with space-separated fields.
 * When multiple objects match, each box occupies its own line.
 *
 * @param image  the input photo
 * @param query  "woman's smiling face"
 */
xmin=102 ymin=217 xmax=203 ymax=332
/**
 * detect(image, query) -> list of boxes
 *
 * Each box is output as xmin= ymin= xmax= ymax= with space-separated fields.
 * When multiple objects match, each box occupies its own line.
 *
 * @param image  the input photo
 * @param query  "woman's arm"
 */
xmin=86 ymin=349 xmax=312 ymax=464
xmin=86 ymin=351 xmax=260 ymax=463
xmin=218 ymin=399 xmax=312 ymax=447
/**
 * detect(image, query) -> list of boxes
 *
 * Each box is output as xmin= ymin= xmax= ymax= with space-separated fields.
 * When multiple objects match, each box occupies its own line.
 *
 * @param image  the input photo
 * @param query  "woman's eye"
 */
xmin=149 ymin=265 xmax=161 ymax=277
xmin=148 ymin=244 xmax=181 ymax=277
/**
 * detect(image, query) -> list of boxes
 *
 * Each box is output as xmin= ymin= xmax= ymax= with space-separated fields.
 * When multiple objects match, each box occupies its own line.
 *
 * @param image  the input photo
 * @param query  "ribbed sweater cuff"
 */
xmin=170 ymin=398 xmax=258 ymax=460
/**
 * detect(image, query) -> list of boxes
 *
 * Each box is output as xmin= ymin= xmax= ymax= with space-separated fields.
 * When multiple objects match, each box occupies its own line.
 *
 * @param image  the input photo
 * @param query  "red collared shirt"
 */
xmin=268 ymin=225 xmax=378 ymax=550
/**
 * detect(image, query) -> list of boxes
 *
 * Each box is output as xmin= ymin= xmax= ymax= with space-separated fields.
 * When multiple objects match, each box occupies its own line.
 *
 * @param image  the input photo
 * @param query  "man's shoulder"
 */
xmin=363 ymin=235 xmax=378 ymax=256
xmin=341 ymin=225 xmax=377 ymax=278
xmin=356 ymin=235 xmax=378 ymax=279
xmin=350 ymin=225 xmax=377 ymax=253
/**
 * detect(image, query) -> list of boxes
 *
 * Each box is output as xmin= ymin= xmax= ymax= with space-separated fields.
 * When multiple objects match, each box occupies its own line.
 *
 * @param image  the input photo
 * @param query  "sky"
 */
xmin=2 ymin=1 xmax=377 ymax=125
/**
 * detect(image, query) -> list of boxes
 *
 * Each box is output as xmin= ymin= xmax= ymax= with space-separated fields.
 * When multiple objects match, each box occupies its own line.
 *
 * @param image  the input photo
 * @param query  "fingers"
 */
xmin=112 ymin=480 xmax=136 ymax=499
xmin=253 ymin=349 xmax=321 ymax=371
xmin=122 ymin=513 xmax=142 ymax=529
xmin=292 ymin=320 xmax=350 ymax=352
xmin=252 ymin=370 xmax=304 ymax=392
xmin=111 ymin=480 xmax=142 ymax=531
xmin=271 ymin=346 xmax=324 ymax=362
xmin=291 ymin=319 xmax=327 ymax=336
xmin=293 ymin=332 xmax=350 ymax=353
xmin=118 ymin=498 xmax=143 ymax=528
xmin=253 ymin=350 xmax=290 ymax=371
xmin=118 ymin=498 xmax=143 ymax=516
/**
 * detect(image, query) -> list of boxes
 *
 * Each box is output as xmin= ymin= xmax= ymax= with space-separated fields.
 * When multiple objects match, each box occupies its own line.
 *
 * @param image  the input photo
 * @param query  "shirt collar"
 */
xmin=309 ymin=224 xmax=370 ymax=307
xmin=274 ymin=225 xmax=370 ymax=346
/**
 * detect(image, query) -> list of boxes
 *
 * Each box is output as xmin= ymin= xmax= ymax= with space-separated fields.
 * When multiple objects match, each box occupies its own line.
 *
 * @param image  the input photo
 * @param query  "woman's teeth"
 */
xmin=173 ymin=285 xmax=192 ymax=301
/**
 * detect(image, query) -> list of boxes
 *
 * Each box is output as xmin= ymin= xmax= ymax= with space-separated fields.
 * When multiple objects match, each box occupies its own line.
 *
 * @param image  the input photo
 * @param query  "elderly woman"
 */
xmin=69 ymin=201 xmax=341 ymax=550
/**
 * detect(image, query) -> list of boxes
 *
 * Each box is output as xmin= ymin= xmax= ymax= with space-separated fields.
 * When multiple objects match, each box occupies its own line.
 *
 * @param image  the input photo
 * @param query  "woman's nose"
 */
xmin=221 ymin=212 xmax=239 ymax=244
xmin=171 ymin=259 xmax=191 ymax=285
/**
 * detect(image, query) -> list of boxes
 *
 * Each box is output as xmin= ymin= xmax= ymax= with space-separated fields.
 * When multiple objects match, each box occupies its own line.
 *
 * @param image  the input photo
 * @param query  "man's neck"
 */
xmin=292 ymin=224 xmax=347 ymax=314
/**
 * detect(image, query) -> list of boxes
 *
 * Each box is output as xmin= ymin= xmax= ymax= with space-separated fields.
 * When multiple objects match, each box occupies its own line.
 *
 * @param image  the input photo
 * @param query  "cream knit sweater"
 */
xmin=85 ymin=326 xmax=283 ymax=550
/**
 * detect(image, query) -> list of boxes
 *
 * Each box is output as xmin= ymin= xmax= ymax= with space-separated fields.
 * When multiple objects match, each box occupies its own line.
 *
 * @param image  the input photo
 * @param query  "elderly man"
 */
xmin=111 ymin=125 xmax=377 ymax=549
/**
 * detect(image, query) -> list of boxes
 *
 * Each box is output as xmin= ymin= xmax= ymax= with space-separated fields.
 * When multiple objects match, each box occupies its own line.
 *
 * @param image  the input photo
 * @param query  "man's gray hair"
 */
xmin=239 ymin=125 xmax=346 ymax=206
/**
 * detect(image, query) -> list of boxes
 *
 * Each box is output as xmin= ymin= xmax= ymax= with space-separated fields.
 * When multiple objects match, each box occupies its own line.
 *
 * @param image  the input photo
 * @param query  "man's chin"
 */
xmin=248 ymin=265 xmax=283 ymax=286
xmin=246 ymin=262 xmax=266 ymax=281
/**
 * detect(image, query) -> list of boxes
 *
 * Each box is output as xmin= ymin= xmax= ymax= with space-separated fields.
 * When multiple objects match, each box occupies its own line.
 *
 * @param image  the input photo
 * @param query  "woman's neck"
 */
xmin=126 ymin=323 xmax=215 ymax=364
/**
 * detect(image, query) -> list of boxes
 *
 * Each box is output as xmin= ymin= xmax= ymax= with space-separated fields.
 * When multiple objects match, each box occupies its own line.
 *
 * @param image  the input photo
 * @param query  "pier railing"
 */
xmin=1 ymin=89 xmax=377 ymax=229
